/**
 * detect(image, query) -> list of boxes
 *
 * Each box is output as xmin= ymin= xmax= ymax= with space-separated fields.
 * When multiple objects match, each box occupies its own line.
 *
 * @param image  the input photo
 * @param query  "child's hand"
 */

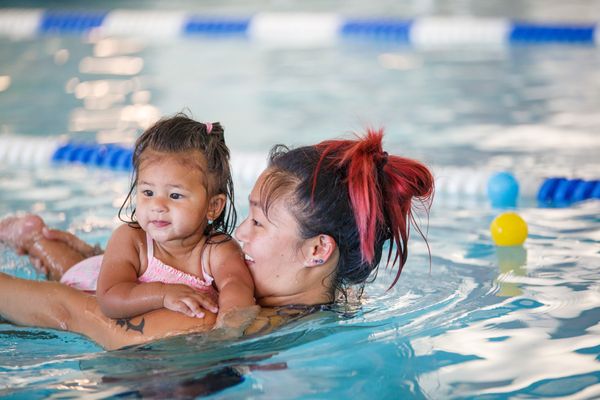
xmin=162 ymin=284 xmax=219 ymax=318
xmin=213 ymin=305 xmax=261 ymax=339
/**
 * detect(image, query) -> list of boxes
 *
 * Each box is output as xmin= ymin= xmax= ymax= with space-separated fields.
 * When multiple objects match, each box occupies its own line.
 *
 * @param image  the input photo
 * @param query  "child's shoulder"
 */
xmin=110 ymin=223 xmax=146 ymax=243
xmin=205 ymin=234 xmax=242 ymax=260
xmin=104 ymin=224 xmax=146 ymax=261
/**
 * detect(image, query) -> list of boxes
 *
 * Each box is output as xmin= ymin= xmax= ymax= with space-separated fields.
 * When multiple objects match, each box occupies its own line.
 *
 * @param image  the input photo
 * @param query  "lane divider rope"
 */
xmin=1 ymin=136 xmax=597 ymax=207
xmin=0 ymin=10 xmax=597 ymax=46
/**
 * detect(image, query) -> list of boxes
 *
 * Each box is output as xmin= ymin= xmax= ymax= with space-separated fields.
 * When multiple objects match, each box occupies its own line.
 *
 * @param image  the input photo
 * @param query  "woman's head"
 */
xmin=236 ymin=129 xmax=433 ymax=305
xmin=120 ymin=113 xmax=236 ymax=237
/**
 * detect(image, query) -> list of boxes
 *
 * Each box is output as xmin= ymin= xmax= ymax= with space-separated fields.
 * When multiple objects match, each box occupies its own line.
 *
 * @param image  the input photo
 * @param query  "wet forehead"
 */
xmin=138 ymin=150 xmax=208 ymax=185
xmin=140 ymin=149 xmax=206 ymax=170
xmin=253 ymin=199 xmax=301 ymax=239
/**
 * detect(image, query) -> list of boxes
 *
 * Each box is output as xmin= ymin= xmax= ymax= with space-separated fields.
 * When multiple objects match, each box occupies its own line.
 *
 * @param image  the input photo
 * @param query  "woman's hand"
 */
xmin=162 ymin=284 xmax=219 ymax=319
xmin=42 ymin=227 xmax=102 ymax=258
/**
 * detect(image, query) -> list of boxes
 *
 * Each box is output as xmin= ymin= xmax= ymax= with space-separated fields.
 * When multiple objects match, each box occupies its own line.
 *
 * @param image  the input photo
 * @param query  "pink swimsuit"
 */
xmin=60 ymin=233 xmax=217 ymax=299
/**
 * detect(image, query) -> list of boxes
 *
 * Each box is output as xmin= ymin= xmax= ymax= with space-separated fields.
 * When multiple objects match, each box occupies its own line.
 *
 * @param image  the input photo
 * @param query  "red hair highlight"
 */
xmin=312 ymin=128 xmax=434 ymax=286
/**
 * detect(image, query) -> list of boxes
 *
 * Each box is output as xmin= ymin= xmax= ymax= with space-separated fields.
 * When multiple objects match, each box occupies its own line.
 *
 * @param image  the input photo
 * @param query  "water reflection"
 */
xmin=61 ymin=36 xmax=161 ymax=141
xmin=410 ymin=203 xmax=600 ymax=398
xmin=79 ymin=56 xmax=144 ymax=76
xmin=93 ymin=38 xmax=144 ymax=57
xmin=0 ymin=75 xmax=10 ymax=91
xmin=495 ymin=246 xmax=527 ymax=297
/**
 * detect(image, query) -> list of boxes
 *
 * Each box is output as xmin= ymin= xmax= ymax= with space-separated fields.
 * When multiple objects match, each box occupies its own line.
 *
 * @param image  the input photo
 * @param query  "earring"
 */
xmin=313 ymin=259 xmax=324 ymax=265
xmin=208 ymin=219 xmax=213 ymax=225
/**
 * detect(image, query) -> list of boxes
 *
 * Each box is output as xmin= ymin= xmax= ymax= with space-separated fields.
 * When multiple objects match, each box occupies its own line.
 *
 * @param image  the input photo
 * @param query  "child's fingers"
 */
xmin=191 ymin=294 xmax=218 ymax=314
xmin=180 ymin=298 xmax=205 ymax=318
xmin=169 ymin=301 xmax=197 ymax=318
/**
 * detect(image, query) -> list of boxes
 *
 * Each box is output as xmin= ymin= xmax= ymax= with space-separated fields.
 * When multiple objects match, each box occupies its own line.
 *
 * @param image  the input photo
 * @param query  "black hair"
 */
xmin=118 ymin=113 xmax=237 ymax=237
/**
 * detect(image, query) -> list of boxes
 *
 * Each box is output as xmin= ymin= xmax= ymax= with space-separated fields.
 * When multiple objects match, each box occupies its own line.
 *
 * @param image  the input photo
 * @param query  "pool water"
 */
xmin=1 ymin=5 xmax=600 ymax=399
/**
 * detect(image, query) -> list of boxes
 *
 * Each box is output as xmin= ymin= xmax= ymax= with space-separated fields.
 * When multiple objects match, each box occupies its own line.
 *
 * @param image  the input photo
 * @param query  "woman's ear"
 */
xmin=302 ymin=234 xmax=337 ymax=267
xmin=207 ymin=194 xmax=227 ymax=221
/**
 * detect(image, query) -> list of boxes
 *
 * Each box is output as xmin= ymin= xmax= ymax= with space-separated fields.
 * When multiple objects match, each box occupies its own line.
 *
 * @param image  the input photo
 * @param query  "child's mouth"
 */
xmin=151 ymin=220 xmax=170 ymax=228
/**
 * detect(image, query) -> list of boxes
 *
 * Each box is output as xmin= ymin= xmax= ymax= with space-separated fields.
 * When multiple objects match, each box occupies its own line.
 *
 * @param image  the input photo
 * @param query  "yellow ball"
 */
xmin=490 ymin=212 xmax=528 ymax=246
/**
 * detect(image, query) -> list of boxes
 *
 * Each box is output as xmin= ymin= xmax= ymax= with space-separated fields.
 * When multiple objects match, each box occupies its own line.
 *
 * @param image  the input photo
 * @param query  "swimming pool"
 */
xmin=1 ymin=4 xmax=600 ymax=399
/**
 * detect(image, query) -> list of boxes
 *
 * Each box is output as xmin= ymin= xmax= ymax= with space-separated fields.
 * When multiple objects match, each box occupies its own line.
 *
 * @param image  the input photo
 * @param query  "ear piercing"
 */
xmin=313 ymin=259 xmax=324 ymax=265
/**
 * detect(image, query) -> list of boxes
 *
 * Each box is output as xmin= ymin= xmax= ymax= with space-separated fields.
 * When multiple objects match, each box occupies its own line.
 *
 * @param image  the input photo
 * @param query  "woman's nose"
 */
xmin=234 ymin=218 xmax=249 ymax=242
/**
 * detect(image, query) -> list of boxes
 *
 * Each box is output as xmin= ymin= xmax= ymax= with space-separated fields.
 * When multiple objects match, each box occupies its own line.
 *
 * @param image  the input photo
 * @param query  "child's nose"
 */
xmin=151 ymin=198 xmax=168 ymax=212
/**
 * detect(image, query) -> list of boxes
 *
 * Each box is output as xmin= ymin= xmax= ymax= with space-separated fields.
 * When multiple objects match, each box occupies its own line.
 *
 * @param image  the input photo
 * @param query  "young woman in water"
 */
xmin=0 ymin=128 xmax=434 ymax=349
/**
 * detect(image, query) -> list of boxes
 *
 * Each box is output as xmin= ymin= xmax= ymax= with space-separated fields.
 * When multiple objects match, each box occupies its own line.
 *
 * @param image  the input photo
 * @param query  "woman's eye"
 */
xmin=252 ymin=219 xmax=262 ymax=227
xmin=170 ymin=193 xmax=183 ymax=200
xmin=142 ymin=190 xmax=153 ymax=197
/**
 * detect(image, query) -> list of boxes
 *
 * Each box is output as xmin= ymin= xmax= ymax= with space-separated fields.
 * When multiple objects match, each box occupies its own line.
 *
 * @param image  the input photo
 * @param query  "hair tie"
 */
xmin=205 ymin=122 xmax=213 ymax=134
xmin=376 ymin=151 xmax=388 ymax=169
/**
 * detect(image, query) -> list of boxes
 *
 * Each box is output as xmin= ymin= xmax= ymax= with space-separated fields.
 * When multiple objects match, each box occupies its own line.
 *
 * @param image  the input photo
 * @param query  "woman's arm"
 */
xmin=0 ymin=272 xmax=216 ymax=350
xmin=0 ymin=272 xmax=302 ymax=350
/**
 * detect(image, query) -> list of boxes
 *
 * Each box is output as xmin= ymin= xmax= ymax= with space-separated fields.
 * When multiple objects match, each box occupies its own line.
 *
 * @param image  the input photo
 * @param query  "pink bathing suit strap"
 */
xmin=205 ymin=122 xmax=213 ymax=134
xmin=146 ymin=232 xmax=154 ymax=259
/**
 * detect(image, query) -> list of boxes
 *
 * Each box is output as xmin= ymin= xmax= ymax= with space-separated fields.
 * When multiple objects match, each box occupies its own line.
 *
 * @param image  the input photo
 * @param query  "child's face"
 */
xmin=135 ymin=151 xmax=213 ymax=245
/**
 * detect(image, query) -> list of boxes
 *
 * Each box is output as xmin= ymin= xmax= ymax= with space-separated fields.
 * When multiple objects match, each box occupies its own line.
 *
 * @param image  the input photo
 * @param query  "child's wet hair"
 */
xmin=119 ymin=113 xmax=236 ymax=236
xmin=258 ymin=129 xmax=434 ymax=298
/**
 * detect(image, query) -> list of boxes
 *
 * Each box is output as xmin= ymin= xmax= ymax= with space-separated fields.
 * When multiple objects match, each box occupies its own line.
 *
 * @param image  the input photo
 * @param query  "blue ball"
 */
xmin=487 ymin=172 xmax=519 ymax=208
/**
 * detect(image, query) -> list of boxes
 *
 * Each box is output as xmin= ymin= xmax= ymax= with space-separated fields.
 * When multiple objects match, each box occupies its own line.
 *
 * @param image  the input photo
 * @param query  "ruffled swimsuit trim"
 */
xmin=138 ymin=232 xmax=214 ymax=291
xmin=59 ymin=232 xmax=216 ymax=294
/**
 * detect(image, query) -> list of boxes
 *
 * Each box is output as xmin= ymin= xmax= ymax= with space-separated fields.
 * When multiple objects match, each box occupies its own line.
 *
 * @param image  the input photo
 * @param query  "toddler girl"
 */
xmin=61 ymin=114 xmax=255 ymax=328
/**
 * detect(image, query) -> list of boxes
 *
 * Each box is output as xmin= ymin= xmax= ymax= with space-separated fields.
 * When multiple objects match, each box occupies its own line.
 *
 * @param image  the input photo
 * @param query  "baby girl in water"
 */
xmin=1 ymin=114 xmax=256 ymax=332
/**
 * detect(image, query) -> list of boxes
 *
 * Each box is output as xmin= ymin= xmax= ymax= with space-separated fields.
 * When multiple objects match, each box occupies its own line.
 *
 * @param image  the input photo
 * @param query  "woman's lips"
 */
xmin=244 ymin=253 xmax=255 ymax=265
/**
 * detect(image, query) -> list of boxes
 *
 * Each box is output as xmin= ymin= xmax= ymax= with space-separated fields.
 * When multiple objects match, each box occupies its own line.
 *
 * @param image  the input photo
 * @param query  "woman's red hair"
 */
xmin=313 ymin=128 xmax=434 ymax=286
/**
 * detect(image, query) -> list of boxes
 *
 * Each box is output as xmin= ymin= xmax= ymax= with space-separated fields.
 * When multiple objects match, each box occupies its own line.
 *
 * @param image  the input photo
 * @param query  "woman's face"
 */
xmin=235 ymin=172 xmax=311 ymax=305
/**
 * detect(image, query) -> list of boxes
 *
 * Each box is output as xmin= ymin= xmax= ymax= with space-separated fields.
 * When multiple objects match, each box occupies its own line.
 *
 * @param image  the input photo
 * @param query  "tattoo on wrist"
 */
xmin=115 ymin=317 xmax=145 ymax=334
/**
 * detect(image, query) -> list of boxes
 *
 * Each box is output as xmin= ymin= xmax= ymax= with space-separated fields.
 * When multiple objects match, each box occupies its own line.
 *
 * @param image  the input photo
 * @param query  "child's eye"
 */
xmin=142 ymin=190 xmax=153 ymax=197
xmin=170 ymin=193 xmax=183 ymax=200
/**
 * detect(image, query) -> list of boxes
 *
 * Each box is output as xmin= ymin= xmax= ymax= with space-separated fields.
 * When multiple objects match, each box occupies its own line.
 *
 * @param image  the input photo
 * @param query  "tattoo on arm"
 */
xmin=115 ymin=318 xmax=145 ymax=334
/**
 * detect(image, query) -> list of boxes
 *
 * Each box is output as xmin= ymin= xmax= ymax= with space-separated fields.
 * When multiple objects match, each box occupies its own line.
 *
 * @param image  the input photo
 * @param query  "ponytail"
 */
xmin=314 ymin=128 xmax=388 ymax=263
xmin=313 ymin=128 xmax=434 ymax=287
xmin=380 ymin=150 xmax=434 ymax=286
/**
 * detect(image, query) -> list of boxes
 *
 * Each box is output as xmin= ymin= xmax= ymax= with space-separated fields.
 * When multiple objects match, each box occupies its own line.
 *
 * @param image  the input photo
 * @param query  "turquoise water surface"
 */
xmin=1 ymin=2 xmax=600 ymax=399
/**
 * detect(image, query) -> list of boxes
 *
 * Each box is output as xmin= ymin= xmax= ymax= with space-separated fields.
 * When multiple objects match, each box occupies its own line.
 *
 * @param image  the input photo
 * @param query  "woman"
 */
xmin=0 ymin=129 xmax=434 ymax=350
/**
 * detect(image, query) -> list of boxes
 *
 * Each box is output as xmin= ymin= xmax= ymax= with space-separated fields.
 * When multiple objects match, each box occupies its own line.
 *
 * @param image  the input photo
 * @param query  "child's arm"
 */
xmin=97 ymin=225 xmax=217 ymax=319
xmin=208 ymin=239 xmax=258 ymax=336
